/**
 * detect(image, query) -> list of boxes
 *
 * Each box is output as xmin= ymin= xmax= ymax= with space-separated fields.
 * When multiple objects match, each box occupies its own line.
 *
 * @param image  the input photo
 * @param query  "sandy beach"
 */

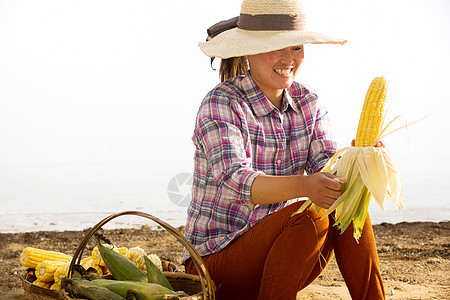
xmin=1 ymin=221 xmax=448 ymax=299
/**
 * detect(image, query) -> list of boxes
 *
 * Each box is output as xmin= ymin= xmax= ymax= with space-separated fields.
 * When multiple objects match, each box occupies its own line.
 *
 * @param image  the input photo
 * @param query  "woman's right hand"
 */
xmin=251 ymin=172 xmax=346 ymax=206
xmin=303 ymin=172 xmax=346 ymax=209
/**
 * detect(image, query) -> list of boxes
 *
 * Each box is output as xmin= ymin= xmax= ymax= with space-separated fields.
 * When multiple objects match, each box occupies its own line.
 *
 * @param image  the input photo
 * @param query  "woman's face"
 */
xmin=247 ymin=45 xmax=304 ymax=103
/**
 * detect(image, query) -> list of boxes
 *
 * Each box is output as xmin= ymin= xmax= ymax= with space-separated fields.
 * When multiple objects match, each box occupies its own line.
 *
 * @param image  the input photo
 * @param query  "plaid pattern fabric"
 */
xmin=183 ymin=72 xmax=337 ymax=262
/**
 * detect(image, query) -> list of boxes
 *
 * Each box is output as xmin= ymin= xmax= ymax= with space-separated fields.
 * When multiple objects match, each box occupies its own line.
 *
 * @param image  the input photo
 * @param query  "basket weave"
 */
xmin=21 ymin=261 xmax=179 ymax=300
xmin=21 ymin=211 xmax=216 ymax=300
xmin=21 ymin=269 xmax=74 ymax=300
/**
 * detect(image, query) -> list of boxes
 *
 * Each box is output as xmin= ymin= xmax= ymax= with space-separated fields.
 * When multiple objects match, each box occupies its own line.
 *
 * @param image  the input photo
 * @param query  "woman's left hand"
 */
xmin=351 ymin=139 xmax=385 ymax=148
xmin=374 ymin=140 xmax=385 ymax=148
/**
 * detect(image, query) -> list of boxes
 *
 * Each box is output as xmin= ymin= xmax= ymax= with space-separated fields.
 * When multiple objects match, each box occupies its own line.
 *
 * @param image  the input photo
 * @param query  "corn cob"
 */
xmin=292 ymin=75 xmax=404 ymax=241
xmin=92 ymin=264 xmax=103 ymax=276
xmin=147 ymin=254 xmax=163 ymax=272
xmin=125 ymin=246 xmax=147 ymax=270
xmin=80 ymin=256 xmax=93 ymax=268
xmin=20 ymin=247 xmax=72 ymax=268
xmin=125 ymin=247 xmax=163 ymax=272
xmin=92 ymin=246 xmax=105 ymax=266
xmin=92 ymin=245 xmax=128 ymax=267
xmin=80 ymin=256 xmax=103 ymax=276
xmin=32 ymin=278 xmax=52 ymax=289
xmin=50 ymin=281 xmax=62 ymax=290
xmin=35 ymin=260 xmax=67 ymax=282
xmin=355 ymin=76 xmax=387 ymax=147
xmin=53 ymin=262 xmax=70 ymax=283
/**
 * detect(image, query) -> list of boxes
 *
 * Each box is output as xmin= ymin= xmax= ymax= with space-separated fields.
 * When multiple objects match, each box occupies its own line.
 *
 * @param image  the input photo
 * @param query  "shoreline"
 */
xmin=1 ymin=207 xmax=448 ymax=234
xmin=2 ymin=221 xmax=449 ymax=299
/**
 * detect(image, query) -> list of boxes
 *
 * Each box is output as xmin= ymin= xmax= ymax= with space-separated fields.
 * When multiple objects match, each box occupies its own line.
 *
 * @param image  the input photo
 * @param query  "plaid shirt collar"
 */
xmin=240 ymin=71 xmax=299 ymax=117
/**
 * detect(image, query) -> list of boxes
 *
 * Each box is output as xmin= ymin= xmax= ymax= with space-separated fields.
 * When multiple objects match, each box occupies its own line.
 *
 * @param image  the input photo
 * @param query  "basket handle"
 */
xmin=67 ymin=210 xmax=215 ymax=300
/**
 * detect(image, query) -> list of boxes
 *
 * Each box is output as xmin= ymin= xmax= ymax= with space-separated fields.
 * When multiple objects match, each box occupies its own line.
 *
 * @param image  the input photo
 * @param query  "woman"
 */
xmin=183 ymin=0 xmax=385 ymax=299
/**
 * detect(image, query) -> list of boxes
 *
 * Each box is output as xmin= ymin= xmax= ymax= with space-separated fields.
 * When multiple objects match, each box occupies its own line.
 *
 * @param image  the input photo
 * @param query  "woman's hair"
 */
xmin=219 ymin=56 xmax=249 ymax=82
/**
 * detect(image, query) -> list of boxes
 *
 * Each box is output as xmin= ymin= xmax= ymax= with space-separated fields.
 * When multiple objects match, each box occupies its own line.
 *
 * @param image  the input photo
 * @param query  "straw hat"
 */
xmin=199 ymin=0 xmax=347 ymax=59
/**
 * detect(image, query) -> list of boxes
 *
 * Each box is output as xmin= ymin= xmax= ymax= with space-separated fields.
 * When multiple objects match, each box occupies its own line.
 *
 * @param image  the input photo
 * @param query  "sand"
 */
xmin=1 ymin=221 xmax=448 ymax=299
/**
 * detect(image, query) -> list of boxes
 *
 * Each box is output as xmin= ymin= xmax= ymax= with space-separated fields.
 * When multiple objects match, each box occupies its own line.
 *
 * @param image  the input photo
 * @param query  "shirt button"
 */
xmin=277 ymin=159 xmax=282 ymax=165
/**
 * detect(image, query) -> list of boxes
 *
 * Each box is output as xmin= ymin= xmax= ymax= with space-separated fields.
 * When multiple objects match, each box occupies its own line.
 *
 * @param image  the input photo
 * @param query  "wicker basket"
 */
xmin=21 ymin=261 xmax=179 ymax=300
xmin=21 ymin=269 xmax=76 ymax=300
xmin=20 ymin=211 xmax=215 ymax=300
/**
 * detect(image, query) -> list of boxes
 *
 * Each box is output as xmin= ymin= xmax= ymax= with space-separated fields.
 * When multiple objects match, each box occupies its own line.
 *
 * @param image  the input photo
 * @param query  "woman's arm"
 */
xmin=253 ymin=140 xmax=384 ymax=209
xmin=251 ymin=172 xmax=346 ymax=209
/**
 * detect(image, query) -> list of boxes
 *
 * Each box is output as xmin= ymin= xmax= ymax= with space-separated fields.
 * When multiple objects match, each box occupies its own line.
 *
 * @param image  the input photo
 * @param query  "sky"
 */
xmin=0 ymin=0 xmax=449 ymax=211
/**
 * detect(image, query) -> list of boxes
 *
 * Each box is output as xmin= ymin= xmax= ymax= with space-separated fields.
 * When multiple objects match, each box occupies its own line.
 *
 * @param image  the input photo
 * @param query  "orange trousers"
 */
xmin=185 ymin=201 xmax=385 ymax=300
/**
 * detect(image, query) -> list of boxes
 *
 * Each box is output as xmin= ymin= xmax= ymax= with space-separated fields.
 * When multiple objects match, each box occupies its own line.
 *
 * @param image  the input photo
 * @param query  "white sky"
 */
xmin=0 ymin=0 xmax=449 ymax=174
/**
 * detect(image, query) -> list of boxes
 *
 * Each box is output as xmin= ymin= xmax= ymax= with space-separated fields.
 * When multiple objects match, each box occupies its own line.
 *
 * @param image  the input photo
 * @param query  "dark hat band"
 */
xmin=207 ymin=16 xmax=239 ymax=40
xmin=237 ymin=13 xmax=306 ymax=31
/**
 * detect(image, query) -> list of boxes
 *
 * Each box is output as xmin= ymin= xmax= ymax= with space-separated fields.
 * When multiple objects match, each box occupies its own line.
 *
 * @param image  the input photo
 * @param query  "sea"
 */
xmin=0 ymin=160 xmax=448 ymax=233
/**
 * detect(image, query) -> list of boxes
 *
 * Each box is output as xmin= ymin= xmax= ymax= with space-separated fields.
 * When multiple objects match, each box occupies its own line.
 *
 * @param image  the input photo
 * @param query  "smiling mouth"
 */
xmin=274 ymin=68 xmax=293 ymax=75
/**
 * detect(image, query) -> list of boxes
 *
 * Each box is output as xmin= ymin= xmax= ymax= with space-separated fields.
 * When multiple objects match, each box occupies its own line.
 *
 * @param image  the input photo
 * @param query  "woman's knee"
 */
xmin=288 ymin=203 xmax=330 ymax=236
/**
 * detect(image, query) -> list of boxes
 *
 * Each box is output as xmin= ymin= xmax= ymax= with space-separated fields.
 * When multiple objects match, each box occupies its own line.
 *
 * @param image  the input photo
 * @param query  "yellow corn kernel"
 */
xmin=126 ymin=247 xmax=147 ymax=270
xmin=126 ymin=247 xmax=163 ymax=272
xmin=355 ymin=76 xmax=387 ymax=147
xmin=32 ymin=278 xmax=52 ymax=289
xmin=35 ymin=260 xmax=66 ymax=282
xmin=147 ymin=253 xmax=163 ymax=272
xmin=50 ymin=281 xmax=62 ymax=290
xmin=80 ymin=256 xmax=94 ymax=267
xmin=80 ymin=256 xmax=103 ymax=275
xmin=92 ymin=246 xmax=105 ymax=267
xmin=53 ymin=262 xmax=70 ymax=283
xmin=92 ymin=245 xmax=128 ymax=267
xmin=20 ymin=247 xmax=72 ymax=269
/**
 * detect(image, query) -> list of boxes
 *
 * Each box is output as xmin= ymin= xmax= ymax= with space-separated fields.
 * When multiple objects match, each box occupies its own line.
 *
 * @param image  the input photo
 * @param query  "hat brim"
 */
xmin=199 ymin=28 xmax=347 ymax=59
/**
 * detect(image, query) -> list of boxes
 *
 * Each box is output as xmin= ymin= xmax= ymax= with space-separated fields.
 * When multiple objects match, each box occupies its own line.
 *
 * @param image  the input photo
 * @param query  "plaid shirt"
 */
xmin=183 ymin=72 xmax=337 ymax=262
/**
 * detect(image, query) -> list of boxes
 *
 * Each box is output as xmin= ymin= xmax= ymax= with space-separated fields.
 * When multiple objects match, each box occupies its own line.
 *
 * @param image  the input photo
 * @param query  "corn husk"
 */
xmin=292 ymin=113 xmax=425 ymax=241
xmin=293 ymin=146 xmax=403 ymax=241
